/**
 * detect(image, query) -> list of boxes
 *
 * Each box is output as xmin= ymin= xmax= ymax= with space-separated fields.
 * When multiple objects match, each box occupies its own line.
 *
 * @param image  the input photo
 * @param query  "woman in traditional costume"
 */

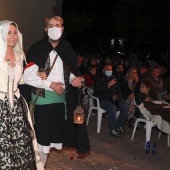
xmin=0 ymin=20 xmax=43 ymax=170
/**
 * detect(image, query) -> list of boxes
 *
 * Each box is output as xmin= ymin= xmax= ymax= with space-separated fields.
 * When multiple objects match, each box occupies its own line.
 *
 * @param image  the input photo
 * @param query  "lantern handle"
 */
xmin=77 ymin=88 xmax=82 ymax=106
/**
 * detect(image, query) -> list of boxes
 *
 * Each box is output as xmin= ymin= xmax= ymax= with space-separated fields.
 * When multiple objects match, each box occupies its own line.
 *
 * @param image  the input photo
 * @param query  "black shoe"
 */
xmin=117 ymin=127 xmax=126 ymax=135
xmin=110 ymin=129 xmax=121 ymax=137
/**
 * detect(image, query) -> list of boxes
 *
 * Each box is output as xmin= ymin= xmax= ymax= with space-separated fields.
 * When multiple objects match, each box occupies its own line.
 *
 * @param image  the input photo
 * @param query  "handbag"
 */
xmin=29 ymin=54 xmax=58 ymax=124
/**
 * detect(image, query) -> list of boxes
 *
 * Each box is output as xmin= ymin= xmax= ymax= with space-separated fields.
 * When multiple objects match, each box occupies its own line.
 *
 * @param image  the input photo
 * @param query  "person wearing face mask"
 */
xmin=24 ymin=16 xmax=90 ymax=167
xmin=93 ymin=64 xmax=129 ymax=137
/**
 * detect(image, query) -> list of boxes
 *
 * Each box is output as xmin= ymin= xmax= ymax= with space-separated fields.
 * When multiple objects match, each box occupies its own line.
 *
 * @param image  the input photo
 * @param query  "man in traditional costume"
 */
xmin=24 ymin=16 xmax=90 ymax=167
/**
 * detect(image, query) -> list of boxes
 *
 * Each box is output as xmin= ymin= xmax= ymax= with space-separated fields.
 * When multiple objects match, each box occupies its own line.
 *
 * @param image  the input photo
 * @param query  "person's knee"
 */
xmin=110 ymin=103 xmax=117 ymax=113
xmin=101 ymin=101 xmax=117 ymax=113
xmin=119 ymin=101 xmax=129 ymax=115
xmin=119 ymin=101 xmax=129 ymax=109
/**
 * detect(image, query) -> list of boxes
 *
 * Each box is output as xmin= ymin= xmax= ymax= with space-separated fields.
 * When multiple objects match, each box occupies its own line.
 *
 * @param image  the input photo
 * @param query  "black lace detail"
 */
xmin=0 ymin=95 xmax=37 ymax=170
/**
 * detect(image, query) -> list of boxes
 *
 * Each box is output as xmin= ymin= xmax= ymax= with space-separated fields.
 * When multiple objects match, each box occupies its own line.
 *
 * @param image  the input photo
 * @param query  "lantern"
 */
xmin=74 ymin=105 xmax=84 ymax=124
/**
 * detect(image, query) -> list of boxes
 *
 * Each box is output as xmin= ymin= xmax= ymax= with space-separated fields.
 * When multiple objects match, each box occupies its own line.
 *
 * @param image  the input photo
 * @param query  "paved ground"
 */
xmin=45 ymin=114 xmax=170 ymax=170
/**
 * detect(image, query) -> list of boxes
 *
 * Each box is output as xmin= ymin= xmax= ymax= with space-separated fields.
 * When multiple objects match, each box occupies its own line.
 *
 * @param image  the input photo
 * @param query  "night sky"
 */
xmin=62 ymin=0 xmax=170 ymax=60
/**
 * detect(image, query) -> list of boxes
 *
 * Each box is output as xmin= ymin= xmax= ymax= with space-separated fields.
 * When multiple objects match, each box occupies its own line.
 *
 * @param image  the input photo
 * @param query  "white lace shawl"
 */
xmin=0 ymin=20 xmax=26 ymax=70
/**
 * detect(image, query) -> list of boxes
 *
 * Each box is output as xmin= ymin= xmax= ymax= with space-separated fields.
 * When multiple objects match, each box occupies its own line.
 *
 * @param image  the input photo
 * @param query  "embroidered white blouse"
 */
xmin=0 ymin=51 xmax=23 ymax=109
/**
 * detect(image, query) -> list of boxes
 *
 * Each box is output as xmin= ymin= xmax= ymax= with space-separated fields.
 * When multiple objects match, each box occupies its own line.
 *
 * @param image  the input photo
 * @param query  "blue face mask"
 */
xmin=105 ymin=71 xmax=112 ymax=77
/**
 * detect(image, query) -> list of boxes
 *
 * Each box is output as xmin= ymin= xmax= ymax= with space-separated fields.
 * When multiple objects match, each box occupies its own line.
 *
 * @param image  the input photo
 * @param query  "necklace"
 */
xmin=5 ymin=50 xmax=15 ymax=62
xmin=5 ymin=50 xmax=16 ymax=68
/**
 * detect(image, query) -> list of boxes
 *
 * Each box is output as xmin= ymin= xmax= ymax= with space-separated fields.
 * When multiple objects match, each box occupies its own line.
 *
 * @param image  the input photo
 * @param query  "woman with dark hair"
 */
xmin=134 ymin=79 xmax=158 ymax=119
xmin=84 ymin=65 xmax=97 ymax=88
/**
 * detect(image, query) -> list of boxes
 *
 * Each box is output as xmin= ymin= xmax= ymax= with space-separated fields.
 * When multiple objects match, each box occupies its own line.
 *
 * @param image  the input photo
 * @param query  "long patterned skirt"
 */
xmin=0 ymin=95 xmax=37 ymax=170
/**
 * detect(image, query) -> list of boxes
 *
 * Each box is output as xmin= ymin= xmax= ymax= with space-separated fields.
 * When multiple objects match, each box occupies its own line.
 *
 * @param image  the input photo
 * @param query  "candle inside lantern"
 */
xmin=77 ymin=116 xmax=81 ymax=122
xmin=73 ymin=106 xmax=84 ymax=124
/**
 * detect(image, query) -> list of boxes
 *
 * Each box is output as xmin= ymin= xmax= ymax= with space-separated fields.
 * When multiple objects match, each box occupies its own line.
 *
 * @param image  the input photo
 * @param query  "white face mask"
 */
xmin=105 ymin=71 xmax=112 ymax=77
xmin=48 ymin=27 xmax=62 ymax=40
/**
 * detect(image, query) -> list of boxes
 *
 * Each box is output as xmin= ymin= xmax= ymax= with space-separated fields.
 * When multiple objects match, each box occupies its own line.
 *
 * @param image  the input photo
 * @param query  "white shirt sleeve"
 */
xmin=24 ymin=64 xmax=51 ymax=89
xmin=69 ymin=73 xmax=76 ymax=84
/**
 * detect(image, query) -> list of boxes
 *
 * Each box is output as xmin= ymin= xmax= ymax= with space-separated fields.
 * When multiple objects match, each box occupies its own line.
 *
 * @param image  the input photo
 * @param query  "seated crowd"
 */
xmin=76 ymin=52 xmax=170 ymax=137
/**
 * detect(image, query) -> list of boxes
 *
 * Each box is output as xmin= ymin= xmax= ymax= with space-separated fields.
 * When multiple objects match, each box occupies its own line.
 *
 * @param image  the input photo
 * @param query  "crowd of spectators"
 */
xmin=76 ymin=50 xmax=170 ymax=136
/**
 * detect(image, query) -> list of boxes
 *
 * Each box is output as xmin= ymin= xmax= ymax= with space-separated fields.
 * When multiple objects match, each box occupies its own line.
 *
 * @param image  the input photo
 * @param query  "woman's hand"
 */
xmin=37 ymin=72 xmax=47 ymax=80
xmin=127 ymin=93 xmax=134 ymax=101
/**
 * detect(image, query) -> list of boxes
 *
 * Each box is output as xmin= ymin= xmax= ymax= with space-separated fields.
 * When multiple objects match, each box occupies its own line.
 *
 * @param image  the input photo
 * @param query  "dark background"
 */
xmin=62 ymin=0 xmax=170 ymax=61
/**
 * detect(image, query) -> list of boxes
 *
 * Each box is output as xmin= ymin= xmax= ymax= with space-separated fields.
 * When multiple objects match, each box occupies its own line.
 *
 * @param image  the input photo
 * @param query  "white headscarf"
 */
xmin=0 ymin=20 xmax=26 ymax=70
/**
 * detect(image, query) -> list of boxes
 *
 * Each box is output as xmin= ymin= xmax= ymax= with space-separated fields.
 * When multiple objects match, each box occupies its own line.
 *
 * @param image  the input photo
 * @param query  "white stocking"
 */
xmin=40 ymin=152 xmax=48 ymax=167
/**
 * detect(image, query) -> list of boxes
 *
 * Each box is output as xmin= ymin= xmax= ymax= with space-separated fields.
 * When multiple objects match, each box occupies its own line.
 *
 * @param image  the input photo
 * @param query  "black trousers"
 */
xmin=34 ymin=103 xmax=65 ymax=146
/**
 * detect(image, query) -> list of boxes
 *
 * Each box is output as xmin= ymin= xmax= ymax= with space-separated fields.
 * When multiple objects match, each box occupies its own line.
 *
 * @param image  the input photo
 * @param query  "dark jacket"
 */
xmin=114 ymin=71 xmax=124 ymax=84
xmin=26 ymin=37 xmax=90 ymax=156
xmin=119 ymin=78 xmax=140 ymax=100
xmin=134 ymin=92 xmax=152 ymax=118
xmin=93 ymin=73 xmax=121 ymax=101
xmin=26 ymin=37 xmax=78 ymax=76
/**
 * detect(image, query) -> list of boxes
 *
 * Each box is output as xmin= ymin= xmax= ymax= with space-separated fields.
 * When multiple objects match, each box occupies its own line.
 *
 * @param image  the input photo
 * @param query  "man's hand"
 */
xmin=50 ymin=82 xmax=65 ymax=95
xmin=112 ymin=94 xmax=117 ymax=101
xmin=71 ymin=77 xmax=82 ymax=88
xmin=108 ymin=78 xmax=116 ymax=88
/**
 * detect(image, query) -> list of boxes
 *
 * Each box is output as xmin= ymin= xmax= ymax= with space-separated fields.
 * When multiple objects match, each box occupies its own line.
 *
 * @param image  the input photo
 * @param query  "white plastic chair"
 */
xmin=156 ymin=99 xmax=170 ymax=147
xmin=131 ymin=99 xmax=154 ymax=147
xmin=86 ymin=88 xmax=120 ymax=133
xmin=83 ymin=86 xmax=94 ymax=111
xmin=131 ymin=118 xmax=170 ymax=147
xmin=86 ymin=89 xmax=106 ymax=133
xmin=132 ymin=99 xmax=170 ymax=147
xmin=131 ymin=118 xmax=154 ymax=146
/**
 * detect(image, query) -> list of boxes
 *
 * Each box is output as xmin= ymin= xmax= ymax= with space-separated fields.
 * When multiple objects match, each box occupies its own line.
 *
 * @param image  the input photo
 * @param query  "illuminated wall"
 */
xmin=0 ymin=0 xmax=62 ymax=51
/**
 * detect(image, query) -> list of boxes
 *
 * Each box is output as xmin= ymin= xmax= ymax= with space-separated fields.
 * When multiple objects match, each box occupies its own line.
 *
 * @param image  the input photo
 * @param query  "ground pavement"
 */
xmin=45 ymin=114 xmax=170 ymax=170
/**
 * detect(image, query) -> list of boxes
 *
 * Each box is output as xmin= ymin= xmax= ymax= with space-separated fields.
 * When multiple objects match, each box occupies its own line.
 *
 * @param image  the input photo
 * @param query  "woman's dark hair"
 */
xmin=10 ymin=23 xmax=17 ymax=27
xmin=87 ymin=65 xmax=97 ymax=72
xmin=140 ymin=79 xmax=157 ymax=100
